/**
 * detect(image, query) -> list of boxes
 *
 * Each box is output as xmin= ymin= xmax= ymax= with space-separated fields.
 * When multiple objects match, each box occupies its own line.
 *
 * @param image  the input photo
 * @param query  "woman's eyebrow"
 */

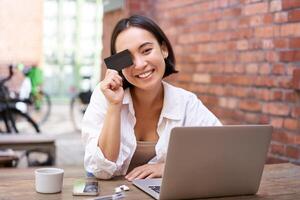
xmin=138 ymin=42 xmax=153 ymax=50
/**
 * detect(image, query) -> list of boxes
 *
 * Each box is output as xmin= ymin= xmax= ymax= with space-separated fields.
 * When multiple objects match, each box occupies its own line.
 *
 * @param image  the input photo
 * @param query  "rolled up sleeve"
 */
xmin=81 ymin=84 xmax=117 ymax=179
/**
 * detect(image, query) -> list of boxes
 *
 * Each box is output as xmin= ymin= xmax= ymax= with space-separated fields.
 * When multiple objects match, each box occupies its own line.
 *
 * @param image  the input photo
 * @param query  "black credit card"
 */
xmin=104 ymin=49 xmax=133 ymax=71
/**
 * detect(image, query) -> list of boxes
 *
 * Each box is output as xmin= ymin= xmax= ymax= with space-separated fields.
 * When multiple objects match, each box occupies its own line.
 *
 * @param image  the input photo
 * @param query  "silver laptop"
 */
xmin=133 ymin=125 xmax=272 ymax=200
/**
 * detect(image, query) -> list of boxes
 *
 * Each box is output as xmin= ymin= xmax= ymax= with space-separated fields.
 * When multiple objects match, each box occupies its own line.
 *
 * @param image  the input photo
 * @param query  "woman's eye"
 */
xmin=142 ymin=48 xmax=152 ymax=54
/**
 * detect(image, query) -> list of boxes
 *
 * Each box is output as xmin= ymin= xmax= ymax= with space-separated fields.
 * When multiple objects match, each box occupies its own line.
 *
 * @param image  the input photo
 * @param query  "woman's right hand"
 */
xmin=100 ymin=69 xmax=124 ymax=105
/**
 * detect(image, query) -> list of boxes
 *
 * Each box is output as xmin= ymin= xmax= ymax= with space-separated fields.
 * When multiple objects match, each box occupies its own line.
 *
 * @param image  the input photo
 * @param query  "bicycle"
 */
xmin=0 ymin=65 xmax=40 ymax=133
xmin=70 ymin=75 xmax=92 ymax=132
xmin=18 ymin=64 xmax=51 ymax=125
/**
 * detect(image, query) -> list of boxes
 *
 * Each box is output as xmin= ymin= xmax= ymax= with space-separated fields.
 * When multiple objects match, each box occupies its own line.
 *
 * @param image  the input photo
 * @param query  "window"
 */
xmin=43 ymin=0 xmax=103 ymax=98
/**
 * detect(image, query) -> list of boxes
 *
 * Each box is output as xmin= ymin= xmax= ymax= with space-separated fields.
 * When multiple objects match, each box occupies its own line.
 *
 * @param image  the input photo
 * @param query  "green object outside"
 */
xmin=27 ymin=67 xmax=44 ymax=109
xmin=27 ymin=67 xmax=43 ymax=95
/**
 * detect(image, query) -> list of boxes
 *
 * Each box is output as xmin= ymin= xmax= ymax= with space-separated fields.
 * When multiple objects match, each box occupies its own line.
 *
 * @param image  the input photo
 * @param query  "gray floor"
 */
xmin=40 ymin=103 xmax=85 ymax=167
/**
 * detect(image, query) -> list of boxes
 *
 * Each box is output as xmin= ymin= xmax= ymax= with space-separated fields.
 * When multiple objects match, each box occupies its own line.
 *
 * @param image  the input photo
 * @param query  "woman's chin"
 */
xmin=132 ymin=78 xmax=162 ymax=91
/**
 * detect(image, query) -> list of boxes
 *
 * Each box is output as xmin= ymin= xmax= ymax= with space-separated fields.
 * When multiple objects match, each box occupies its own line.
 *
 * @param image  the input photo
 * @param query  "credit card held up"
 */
xmin=104 ymin=49 xmax=133 ymax=71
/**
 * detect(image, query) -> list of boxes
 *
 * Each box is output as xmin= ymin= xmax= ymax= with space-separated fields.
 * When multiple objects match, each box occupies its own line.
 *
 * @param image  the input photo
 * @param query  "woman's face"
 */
xmin=115 ymin=27 xmax=168 ymax=91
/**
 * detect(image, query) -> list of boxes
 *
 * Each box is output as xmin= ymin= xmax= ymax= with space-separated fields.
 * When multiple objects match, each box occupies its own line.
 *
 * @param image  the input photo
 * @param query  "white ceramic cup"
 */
xmin=35 ymin=168 xmax=64 ymax=194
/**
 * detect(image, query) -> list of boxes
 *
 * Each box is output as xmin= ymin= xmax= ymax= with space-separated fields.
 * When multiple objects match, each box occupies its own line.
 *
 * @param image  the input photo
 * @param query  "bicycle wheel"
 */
xmin=70 ymin=94 xmax=88 ymax=132
xmin=0 ymin=108 xmax=40 ymax=133
xmin=28 ymin=91 xmax=51 ymax=125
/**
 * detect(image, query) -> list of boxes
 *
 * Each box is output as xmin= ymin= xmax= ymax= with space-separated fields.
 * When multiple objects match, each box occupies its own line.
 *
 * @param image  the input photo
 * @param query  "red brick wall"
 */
xmin=104 ymin=0 xmax=300 ymax=164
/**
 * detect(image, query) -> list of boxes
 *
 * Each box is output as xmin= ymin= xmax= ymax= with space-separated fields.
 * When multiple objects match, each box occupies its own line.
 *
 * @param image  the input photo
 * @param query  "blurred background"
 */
xmin=0 ymin=0 xmax=299 ymax=168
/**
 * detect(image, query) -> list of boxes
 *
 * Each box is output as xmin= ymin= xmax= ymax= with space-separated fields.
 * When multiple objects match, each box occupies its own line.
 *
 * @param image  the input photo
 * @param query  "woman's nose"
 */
xmin=133 ymin=55 xmax=146 ymax=69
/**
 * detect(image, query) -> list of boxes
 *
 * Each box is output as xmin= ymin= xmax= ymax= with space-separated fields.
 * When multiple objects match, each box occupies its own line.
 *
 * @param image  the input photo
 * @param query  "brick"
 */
xmin=223 ymin=7 xmax=242 ymax=18
xmin=181 ymin=23 xmax=209 ymax=33
xmin=266 ymin=51 xmax=280 ymax=62
xmin=280 ymin=23 xmax=300 ymax=36
xmin=244 ymin=0 xmax=263 ymax=3
xmin=260 ymin=114 xmax=270 ymax=124
xmin=211 ymin=75 xmax=228 ymax=84
xmin=249 ymin=15 xmax=263 ymax=26
xmin=239 ymin=51 xmax=264 ymax=63
xmin=288 ymin=10 xmax=300 ymax=22
xmin=239 ymin=100 xmax=261 ymax=112
xmin=254 ymin=76 xmax=275 ymax=87
xmin=237 ymin=40 xmax=249 ymax=50
xmin=259 ymin=63 xmax=272 ymax=75
xmin=274 ymin=38 xmax=289 ymax=48
xmin=254 ymin=88 xmax=271 ymax=101
xmin=270 ymin=142 xmax=285 ymax=156
xmin=284 ymin=91 xmax=297 ymax=102
xmin=193 ymin=74 xmax=211 ymax=83
xmin=227 ymin=86 xmax=250 ymax=97
xmin=262 ymin=39 xmax=274 ymax=49
xmin=177 ymin=73 xmax=193 ymax=82
xmin=272 ymin=131 xmax=296 ymax=144
xmin=276 ymin=76 xmax=292 ymax=88
xmin=283 ymin=118 xmax=299 ymax=131
xmin=199 ymin=95 xmax=219 ymax=107
xmin=270 ymin=90 xmax=283 ymax=101
xmin=272 ymin=64 xmax=285 ymax=74
xmin=263 ymin=13 xmax=274 ymax=24
xmin=274 ymin=12 xmax=288 ymax=23
xmin=282 ymin=0 xmax=300 ymax=10
xmin=245 ymin=63 xmax=258 ymax=74
xmin=280 ymin=50 xmax=300 ymax=62
xmin=262 ymin=103 xmax=290 ymax=116
xmin=255 ymin=25 xmax=280 ymax=38
xmin=223 ymin=64 xmax=235 ymax=73
xmin=292 ymin=68 xmax=300 ymax=90
xmin=230 ymin=75 xmax=254 ymax=86
xmin=286 ymin=146 xmax=300 ymax=159
xmin=290 ymin=38 xmax=300 ymax=48
xmin=243 ymin=2 xmax=268 ymax=15
xmin=270 ymin=0 xmax=282 ymax=12
xmin=219 ymin=97 xmax=237 ymax=108
xmin=234 ymin=64 xmax=245 ymax=74
xmin=244 ymin=113 xmax=261 ymax=123
xmin=292 ymin=106 xmax=300 ymax=117
xmin=271 ymin=117 xmax=284 ymax=128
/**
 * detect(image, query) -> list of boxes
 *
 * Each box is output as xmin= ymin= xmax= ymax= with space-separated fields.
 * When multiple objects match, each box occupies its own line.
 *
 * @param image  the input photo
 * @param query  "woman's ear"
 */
xmin=161 ymin=42 xmax=168 ymax=59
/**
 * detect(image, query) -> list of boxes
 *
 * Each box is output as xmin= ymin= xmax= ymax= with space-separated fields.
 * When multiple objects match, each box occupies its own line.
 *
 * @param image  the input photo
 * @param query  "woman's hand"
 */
xmin=125 ymin=163 xmax=165 ymax=181
xmin=100 ymin=69 xmax=124 ymax=105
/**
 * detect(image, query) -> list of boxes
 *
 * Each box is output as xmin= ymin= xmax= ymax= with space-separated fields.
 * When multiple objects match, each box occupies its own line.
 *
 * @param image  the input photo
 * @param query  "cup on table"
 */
xmin=35 ymin=168 xmax=64 ymax=193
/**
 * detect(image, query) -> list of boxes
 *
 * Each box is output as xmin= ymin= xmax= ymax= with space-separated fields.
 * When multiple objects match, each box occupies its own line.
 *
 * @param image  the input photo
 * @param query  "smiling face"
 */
xmin=115 ymin=27 xmax=168 ymax=91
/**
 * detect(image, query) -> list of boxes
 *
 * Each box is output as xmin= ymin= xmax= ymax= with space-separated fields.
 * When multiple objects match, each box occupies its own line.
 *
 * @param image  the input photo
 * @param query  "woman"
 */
xmin=82 ymin=15 xmax=222 ymax=180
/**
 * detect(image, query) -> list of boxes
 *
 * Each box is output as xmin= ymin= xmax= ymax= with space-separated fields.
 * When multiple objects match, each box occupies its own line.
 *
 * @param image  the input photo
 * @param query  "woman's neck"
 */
xmin=131 ymin=83 xmax=164 ymax=108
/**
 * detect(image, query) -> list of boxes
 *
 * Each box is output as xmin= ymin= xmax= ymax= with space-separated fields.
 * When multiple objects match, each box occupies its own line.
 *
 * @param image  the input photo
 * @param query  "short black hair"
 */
xmin=110 ymin=15 xmax=178 ymax=89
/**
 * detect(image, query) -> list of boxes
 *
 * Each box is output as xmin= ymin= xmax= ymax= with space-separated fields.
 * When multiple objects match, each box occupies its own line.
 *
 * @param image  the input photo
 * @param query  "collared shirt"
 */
xmin=82 ymin=81 xmax=222 ymax=179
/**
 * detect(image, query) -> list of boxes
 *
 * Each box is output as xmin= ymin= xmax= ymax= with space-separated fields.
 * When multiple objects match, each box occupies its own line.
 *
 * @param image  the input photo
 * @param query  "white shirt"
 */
xmin=82 ymin=81 xmax=222 ymax=179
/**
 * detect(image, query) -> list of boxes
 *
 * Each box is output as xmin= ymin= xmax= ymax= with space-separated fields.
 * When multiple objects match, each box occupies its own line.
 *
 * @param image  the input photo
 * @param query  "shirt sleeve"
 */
xmin=81 ymin=84 xmax=117 ymax=179
xmin=184 ymin=93 xmax=222 ymax=126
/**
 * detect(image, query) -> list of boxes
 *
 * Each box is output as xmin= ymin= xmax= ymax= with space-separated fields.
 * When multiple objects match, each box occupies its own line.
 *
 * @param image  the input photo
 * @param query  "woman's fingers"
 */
xmin=125 ymin=164 xmax=156 ymax=181
xmin=135 ymin=170 xmax=153 ymax=180
xmin=126 ymin=169 xmax=144 ymax=181
xmin=125 ymin=163 xmax=165 ymax=181
xmin=102 ymin=70 xmax=123 ymax=90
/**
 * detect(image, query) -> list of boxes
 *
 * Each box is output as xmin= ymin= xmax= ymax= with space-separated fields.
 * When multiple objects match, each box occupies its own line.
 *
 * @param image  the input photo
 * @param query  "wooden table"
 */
xmin=0 ymin=163 xmax=300 ymax=200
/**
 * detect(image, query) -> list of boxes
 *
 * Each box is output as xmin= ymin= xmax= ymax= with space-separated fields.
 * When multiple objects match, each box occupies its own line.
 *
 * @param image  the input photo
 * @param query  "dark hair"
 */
xmin=110 ymin=15 xmax=178 ymax=89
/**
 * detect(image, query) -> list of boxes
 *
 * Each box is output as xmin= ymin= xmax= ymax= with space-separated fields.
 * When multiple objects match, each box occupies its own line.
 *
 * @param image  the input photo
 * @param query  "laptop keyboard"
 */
xmin=149 ymin=185 xmax=160 ymax=194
